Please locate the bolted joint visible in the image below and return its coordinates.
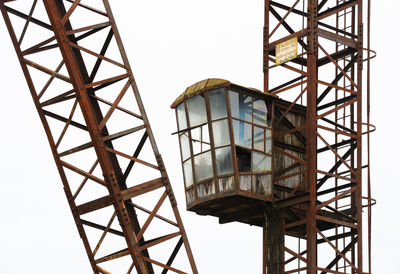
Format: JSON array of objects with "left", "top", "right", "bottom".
[
  {"left": 358, "top": 24, "right": 364, "bottom": 69},
  {"left": 155, "top": 154, "right": 164, "bottom": 169},
  {"left": 307, "top": 2, "right": 318, "bottom": 55},
  {"left": 263, "top": 26, "right": 268, "bottom": 72},
  {"left": 104, "top": 171, "right": 118, "bottom": 185},
  {"left": 166, "top": 183, "right": 178, "bottom": 207},
  {"left": 104, "top": 171, "right": 123, "bottom": 193}
]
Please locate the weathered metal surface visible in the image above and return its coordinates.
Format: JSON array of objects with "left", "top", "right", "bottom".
[
  {"left": 263, "top": 0, "right": 373, "bottom": 273},
  {"left": 172, "top": 80, "right": 308, "bottom": 230},
  {"left": 0, "top": 1, "right": 197, "bottom": 273},
  {"left": 273, "top": 100, "right": 306, "bottom": 201}
]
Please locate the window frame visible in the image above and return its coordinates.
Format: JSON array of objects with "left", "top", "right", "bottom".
[{"left": 228, "top": 88, "right": 273, "bottom": 175}]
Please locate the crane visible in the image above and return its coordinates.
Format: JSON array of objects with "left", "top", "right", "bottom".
[
  {"left": 0, "top": 0, "right": 375, "bottom": 273},
  {"left": 0, "top": 1, "right": 197, "bottom": 273}
]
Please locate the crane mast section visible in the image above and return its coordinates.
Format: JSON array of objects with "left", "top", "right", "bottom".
[
  {"left": 264, "top": 0, "right": 369, "bottom": 273},
  {"left": 0, "top": 1, "right": 197, "bottom": 273}
]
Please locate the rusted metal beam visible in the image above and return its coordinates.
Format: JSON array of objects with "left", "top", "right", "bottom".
[
  {"left": 161, "top": 238, "right": 184, "bottom": 274},
  {"left": 270, "top": 1, "right": 306, "bottom": 17},
  {"left": 305, "top": 1, "right": 318, "bottom": 273},
  {"left": 269, "top": 6, "right": 307, "bottom": 50},
  {"left": 77, "top": 178, "right": 164, "bottom": 215},
  {"left": 320, "top": 236, "right": 357, "bottom": 274},
  {"left": 317, "top": 0, "right": 357, "bottom": 20},
  {"left": 317, "top": 28, "right": 357, "bottom": 48}
]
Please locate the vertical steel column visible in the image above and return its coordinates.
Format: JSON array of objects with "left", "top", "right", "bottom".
[
  {"left": 356, "top": 0, "right": 363, "bottom": 272},
  {"left": 305, "top": 1, "right": 318, "bottom": 272},
  {"left": 263, "top": 206, "right": 285, "bottom": 274},
  {"left": 264, "top": 0, "right": 270, "bottom": 93}
]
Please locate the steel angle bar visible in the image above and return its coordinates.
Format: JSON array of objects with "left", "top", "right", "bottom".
[
  {"left": 271, "top": 79, "right": 307, "bottom": 95},
  {"left": 269, "top": 75, "right": 306, "bottom": 93},
  {"left": 317, "top": 79, "right": 357, "bottom": 95},
  {"left": 318, "top": 42, "right": 358, "bottom": 89},
  {"left": 316, "top": 132, "right": 356, "bottom": 174},
  {"left": 315, "top": 187, "right": 356, "bottom": 212},
  {"left": 317, "top": 0, "right": 358, "bottom": 20},
  {"left": 139, "top": 232, "right": 181, "bottom": 251},
  {"left": 317, "top": 123, "right": 356, "bottom": 139},
  {"left": 66, "top": 21, "right": 111, "bottom": 36},
  {"left": 268, "top": 28, "right": 308, "bottom": 52},
  {"left": 69, "top": 42, "right": 125, "bottom": 69},
  {"left": 317, "top": 47, "right": 357, "bottom": 67},
  {"left": 4, "top": 5, "right": 52, "bottom": 30},
  {"left": 17, "top": 0, "right": 37, "bottom": 45},
  {"left": 268, "top": 56, "right": 307, "bottom": 75},
  {"left": 316, "top": 54, "right": 357, "bottom": 104},
  {"left": 269, "top": 6, "right": 307, "bottom": 50},
  {"left": 320, "top": 236, "right": 358, "bottom": 274},
  {"left": 316, "top": 215, "right": 357, "bottom": 229},
  {"left": 284, "top": 247, "right": 307, "bottom": 263},
  {"left": 65, "top": 0, "right": 108, "bottom": 17},
  {"left": 275, "top": 85, "right": 307, "bottom": 124},
  {"left": 161, "top": 237, "right": 184, "bottom": 274},
  {"left": 21, "top": 36, "right": 58, "bottom": 55},
  {"left": 270, "top": 1, "right": 307, "bottom": 17},
  {"left": 269, "top": 0, "right": 301, "bottom": 38},
  {"left": 317, "top": 28, "right": 357, "bottom": 48},
  {"left": 319, "top": 117, "right": 356, "bottom": 135}
]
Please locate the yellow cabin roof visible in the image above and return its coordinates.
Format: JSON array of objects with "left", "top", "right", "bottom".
[{"left": 171, "top": 78, "right": 276, "bottom": 108}]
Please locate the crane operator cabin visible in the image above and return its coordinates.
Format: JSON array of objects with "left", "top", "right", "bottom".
[{"left": 171, "top": 79, "right": 307, "bottom": 229}]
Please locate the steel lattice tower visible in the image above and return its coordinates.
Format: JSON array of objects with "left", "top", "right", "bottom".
[{"left": 263, "top": 0, "right": 374, "bottom": 273}]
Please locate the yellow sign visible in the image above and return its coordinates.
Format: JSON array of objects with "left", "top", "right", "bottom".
[{"left": 275, "top": 37, "right": 298, "bottom": 65}]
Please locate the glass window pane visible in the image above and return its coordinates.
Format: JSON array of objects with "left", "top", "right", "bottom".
[
  {"left": 183, "top": 160, "right": 193, "bottom": 187},
  {"left": 177, "top": 103, "right": 187, "bottom": 130},
  {"left": 254, "top": 126, "right": 264, "bottom": 151},
  {"left": 194, "top": 151, "right": 213, "bottom": 182},
  {"left": 187, "top": 95, "right": 207, "bottom": 127},
  {"left": 201, "top": 124, "right": 211, "bottom": 151},
  {"left": 233, "top": 120, "right": 252, "bottom": 149},
  {"left": 180, "top": 134, "right": 191, "bottom": 161},
  {"left": 252, "top": 152, "right": 271, "bottom": 172},
  {"left": 212, "top": 119, "right": 230, "bottom": 147},
  {"left": 190, "top": 125, "right": 210, "bottom": 154},
  {"left": 215, "top": 146, "right": 233, "bottom": 175},
  {"left": 253, "top": 99, "right": 270, "bottom": 127},
  {"left": 209, "top": 88, "right": 227, "bottom": 120},
  {"left": 266, "top": 129, "right": 272, "bottom": 153},
  {"left": 229, "top": 90, "right": 252, "bottom": 122},
  {"left": 190, "top": 127, "right": 201, "bottom": 155}
]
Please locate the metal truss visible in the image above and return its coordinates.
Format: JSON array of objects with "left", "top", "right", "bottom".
[
  {"left": 264, "top": 0, "right": 374, "bottom": 273},
  {"left": 0, "top": 1, "right": 197, "bottom": 273}
]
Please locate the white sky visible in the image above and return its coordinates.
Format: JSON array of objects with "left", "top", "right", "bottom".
[{"left": 0, "top": 1, "right": 398, "bottom": 273}]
